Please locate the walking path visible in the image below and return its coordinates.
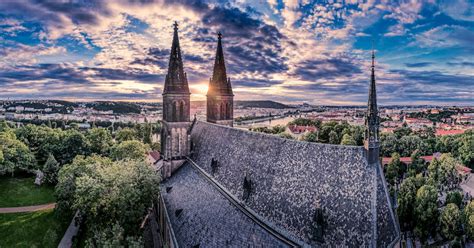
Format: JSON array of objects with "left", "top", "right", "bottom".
[{"left": 0, "top": 203, "right": 56, "bottom": 213}]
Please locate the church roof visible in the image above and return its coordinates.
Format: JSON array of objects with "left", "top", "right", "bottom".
[
  {"left": 161, "top": 162, "right": 295, "bottom": 247},
  {"left": 185, "top": 121, "right": 399, "bottom": 247}
]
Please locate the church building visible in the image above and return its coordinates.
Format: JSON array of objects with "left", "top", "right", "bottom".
[{"left": 148, "top": 23, "right": 400, "bottom": 248}]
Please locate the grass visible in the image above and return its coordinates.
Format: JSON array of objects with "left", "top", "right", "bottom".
[
  {"left": 0, "top": 209, "right": 70, "bottom": 247},
  {"left": 0, "top": 176, "right": 55, "bottom": 207}
]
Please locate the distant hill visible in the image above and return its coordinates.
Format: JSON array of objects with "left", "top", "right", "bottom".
[
  {"left": 235, "top": 100, "right": 293, "bottom": 109},
  {"left": 86, "top": 102, "right": 141, "bottom": 114}
]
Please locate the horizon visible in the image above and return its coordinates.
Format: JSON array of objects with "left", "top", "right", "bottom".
[{"left": 1, "top": 1, "right": 473, "bottom": 105}]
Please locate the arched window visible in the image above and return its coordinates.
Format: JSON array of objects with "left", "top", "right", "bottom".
[
  {"left": 171, "top": 102, "right": 177, "bottom": 122},
  {"left": 179, "top": 101, "right": 185, "bottom": 121},
  {"left": 220, "top": 103, "right": 225, "bottom": 120},
  {"left": 226, "top": 102, "right": 232, "bottom": 119}
]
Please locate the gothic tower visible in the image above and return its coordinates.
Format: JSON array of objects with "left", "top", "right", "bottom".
[
  {"left": 161, "top": 22, "right": 191, "bottom": 177},
  {"left": 365, "top": 49, "right": 380, "bottom": 164},
  {"left": 207, "top": 32, "right": 234, "bottom": 127}
]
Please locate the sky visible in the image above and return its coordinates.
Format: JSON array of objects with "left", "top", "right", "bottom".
[{"left": 0, "top": 0, "right": 473, "bottom": 105}]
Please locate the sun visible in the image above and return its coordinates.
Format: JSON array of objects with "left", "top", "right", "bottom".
[{"left": 190, "top": 83, "right": 209, "bottom": 100}]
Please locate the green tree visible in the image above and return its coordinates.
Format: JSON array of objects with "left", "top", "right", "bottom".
[
  {"left": 57, "top": 158, "right": 160, "bottom": 236},
  {"left": 459, "top": 130, "right": 474, "bottom": 168},
  {"left": 340, "top": 134, "right": 356, "bottom": 146},
  {"left": 288, "top": 118, "right": 321, "bottom": 128},
  {"left": 302, "top": 131, "right": 318, "bottom": 142},
  {"left": 115, "top": 128, "right": 138, "bottom": 143},
  {"left": 86, "top": 223, "right": 143, "bottom": 248},
  {"left": 110, "top": 140, "right": 149, "bottom": 161},
  {"left": 445, "top": 191, "right": 463, "bottom": 208},
  {"left": 439, "top": 154, "right": 460, "bottom": 191},
  {"left": 87, "top": 128, "right": 113, "bottom": 155},
  {"left": 43, "top": 154, "right": 60, "bottom": 185},
  {"left": 414, "top": 185, "right": 438, "bottom": 242},
  {"left": 428, "top": 158, "right": 441, "bottom": 186},
  {"left": 385, "top": 153, "right": 403, "bottom": 186},
  {"left": 397, "top": 177, "right": 419, "bottom": 231},
  {"left": 439, "top": 203, "right": 462, "bottom": 240},
  {"left": 278, "top": 132, "right": 294, "bottom": 140},
  {"left": 410, "top": 150, "right": 426, "bottom": 174},
  {"left": 60, "top": 129, "right": 90, "bottom": 164},
  {"left": 380, "top": 133, "right": 399, "bottom": 157},
  {"left": 0, "top": 132, "right": 36, "bottom": 176},
  {"left": 328, "top": 131, "right": 339, "bottom": 144},
  {"left": 465, "top": 201, "right": 474, "bottom": 240},
  {"left": 56, "top": 155, "right": 113, "bottom": 216}
]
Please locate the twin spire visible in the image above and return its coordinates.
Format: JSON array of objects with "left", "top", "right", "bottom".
[
  {"left": 208, "top": 32, "right": 233, "bottom": 96},
  {"left": 163, "top": 22, "right": 232, "bottom": 96},
  {"left": 163, "top": 21, "right": 189, "bottom": 94}
]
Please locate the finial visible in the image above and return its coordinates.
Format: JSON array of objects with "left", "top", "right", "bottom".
[
  {"left": 217, "top": 31, "right": 222, "bottom": 39},
  {"left": 371, "top": 40, "right": 375, "bottom": 68},
  {"left": 173, "top": 21, "right": 179, "bottom": 31}
]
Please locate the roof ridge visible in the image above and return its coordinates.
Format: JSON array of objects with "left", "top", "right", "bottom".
[{"left": 185, "top": 157, "right": 307, "bottom": 248}]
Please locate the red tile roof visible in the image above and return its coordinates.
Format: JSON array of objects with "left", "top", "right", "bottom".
[
  {"left": 435, "top": 129, "right": 465, "bottom": 136},
  {"left": 148, "top": 151, "right": 161, "bottom": 161},
  {"left": 288, "top": 125, "right": 317, "bottom": 134}
]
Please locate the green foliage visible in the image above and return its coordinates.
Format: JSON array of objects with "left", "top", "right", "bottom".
[
  {"left": 115, "top": 128, "right": 139, "bottom": 143},
  {"left": 397, "top": 176, "right": 421, "bottom": 231},
  {"left": 56, "top": 156, "right": 160, "bottom": 237},
  {"left": 250, "top": 125, "right": 286, "bottom": 134},
  {"left": 328, "top": 131, "right": 339, "bottom": 144},
  {"left": 60, "top": 129, "right": 90, "bottom": 164},
  {"left": 86, "top": 128, "right": 113, "bottom": 155},
  {"left": 465, "top": 201, "right": 474, "bottom": 240},
  {"left": 86, "top": 222, "right": 143, "bottom": 248},
  {"left": 302, "top": 131, "right": 318, "bottom": 142},
  {"left": 43, "top": 154, "right": 60, "bottom": 185},
  {"left": 278, "top": 132, "right": 294, "bottom": 140},
  {"left": 385, "top": 153, "right": 403, "bottom": 186},
  {"left": 440, "top": 203, "right": 462, "bottom": 240},
  {"left": 459, "top": 130, "right": 474, "bottom": 168},
  {"left": 288, "top": 118, "right": 321, "bottom": 128},
  {"left": 445, "top": 191, "right": 463, "bottom": 208},
  {"left": 0, "top": 132, "right": 37, "bottom": 176},
  {"left": 340, "top": 134, "right": 356, "bottom": 145},
  {"left": 414, "top": 184, "right": 439, "bottom": 242},
  {"left": 110, "top": 140, "right": 149, "bottom": 161}
]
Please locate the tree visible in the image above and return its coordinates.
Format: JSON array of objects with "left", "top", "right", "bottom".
[
  {"left": 414, "top": 185, "right": 438, "bottom": 242},
  {"left": 439, "top": 203, "right": 462, "bottom": 240},
  {"left": 288, "top": 118, "right": 321, "bottom": 128},
  {"left": 60, "top": 129, "right": 90, "bottom": 164},
  {"left": 445, "top": 191, "right": 463, "bottom": 208},
  {"left": 465, "top": 201, "right": 474, "bottom": 240},
  {"left": 397, "top": 177, "right": 419, "bottom": 231},
  {"left": 385, "top": 153, "right": 403, "bottom": 186},
  {"left": 110, "top": 140, "right": 149, "bottom": 161},
  {"left": 328, "top": 131, "right": 339, "bottom": 144},
  {"left": 87, "top": 128, "right": 113, "bottom": 155},
  {"left": 86, "top": 223, "right": 143, "bottom": 248},
  {"left": 459, "top": 130, "right": 474, "bottom": 168},
  {"left": 56, "top": 155, "right": 113, "bottom": 216},
  {"left": 380, "top": 133, "right": 399, "bottom": 157},
  {"left": 278, "top": 132, "right": 294, "bottom": 140},
  {"left": 340, "top": 134, "right": 356, "bottom": 146},
  {"left": 439, "top": 154, "right": 460, "bottom": 191},
  {"left": 57, "top": 158, "right": 160, "bottom": 237},
  {"left": 115, "top": 128, "right": 138, "bottom": 143},
  {"left": 302, "top": 131, "right": 318, "bottom": 142},
  {"left": 0, "top": 132, "right": 36, "bottom": 176},
  {"left": 428, "top": 158, "right": 441, "bottom": 186},
  {"left": 410, "top": 150, "right": 426, "bottom": 174},
  {"left": 43, "top": 154, "right": 60, "bottom": 185}
]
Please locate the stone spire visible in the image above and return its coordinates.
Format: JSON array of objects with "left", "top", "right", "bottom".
[
  {"left": 164, "top": 21, "right": 189, "bottom": 94},
  {"left": 208, "top": 32, "right": 233, "bottom": 96},
  {"left": 365, "top": 48, "right": 380, "bottom": 164}
]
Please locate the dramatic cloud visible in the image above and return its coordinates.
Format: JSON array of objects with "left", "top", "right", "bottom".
[{"left": 0, "top": 0, "right": 472, "bottom": 105}]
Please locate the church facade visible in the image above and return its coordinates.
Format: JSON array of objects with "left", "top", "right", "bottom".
[{"left": 148, "top": 23, "right": 400, "bottom": 248}]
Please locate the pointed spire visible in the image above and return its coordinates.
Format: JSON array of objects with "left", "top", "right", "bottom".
[
  {"left": 208, "top": 32, "right": 233, "bottom": 96},
  {"left": 164, "top": 21, "right": 189, "bottom": 94},
  {"left": 368, "top": 48, "right": 377, "bottom": 119}
]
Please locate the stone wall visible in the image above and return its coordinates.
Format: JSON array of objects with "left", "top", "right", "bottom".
[{"left": 190, "top": 121, "right": 399, "bottom": 247}]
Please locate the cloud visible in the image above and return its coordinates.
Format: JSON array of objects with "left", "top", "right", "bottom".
[{"left": 404, "top": 62, "right": 433, "bottom": 68}]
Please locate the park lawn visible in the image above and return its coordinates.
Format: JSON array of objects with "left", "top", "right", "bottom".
[
  {"left": 0, "top": 209, "right": 69, "bottom": 247},
  {"left": 0, "top": 177, "right": 55, "bottom": 207}
]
